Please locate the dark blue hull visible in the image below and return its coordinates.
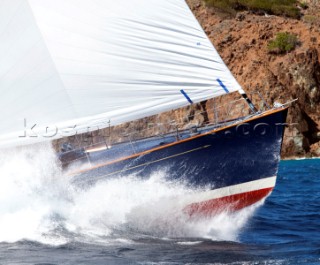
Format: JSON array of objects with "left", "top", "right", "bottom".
[{"left": 73, "top": 108, "right": 288, "bottom": 190}]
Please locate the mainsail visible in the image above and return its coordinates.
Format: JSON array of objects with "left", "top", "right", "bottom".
[{"left": 0, "top": 0, "right": 242, "bottom": 148}]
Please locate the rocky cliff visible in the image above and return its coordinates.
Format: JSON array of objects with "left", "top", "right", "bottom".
[{"left": 187, "top": 0, "right": 320, "bottom": 158}]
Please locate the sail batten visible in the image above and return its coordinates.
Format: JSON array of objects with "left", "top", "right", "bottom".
[{"left": 0, "top": 0, "right": 243, "bottom": 148}]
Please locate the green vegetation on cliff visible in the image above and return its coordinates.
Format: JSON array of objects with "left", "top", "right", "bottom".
[
  {"left": 268, "top": 32, "right": 298, "bottom": 53},
  {"left": 204, "top": 0, "right": 301, "bottom": 18}
]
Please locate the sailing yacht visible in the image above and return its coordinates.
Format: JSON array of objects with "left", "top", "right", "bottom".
[{"left": 0, "top": 0, "right": 288, "bottom": 216}]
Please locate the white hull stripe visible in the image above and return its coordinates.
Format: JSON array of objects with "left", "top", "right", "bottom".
[{"left": 185, "top": 176, "right": 277, "bottom": 205}]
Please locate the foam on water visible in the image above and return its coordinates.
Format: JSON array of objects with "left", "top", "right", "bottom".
[{"left": 0, "top": 145, "right": 261, "bottom": 245}]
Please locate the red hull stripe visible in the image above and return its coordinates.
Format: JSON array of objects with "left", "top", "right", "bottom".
[{"left": 185, "top": 187, "right": 273, "bottom": 217}]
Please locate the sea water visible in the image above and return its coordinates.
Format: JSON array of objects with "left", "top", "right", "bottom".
[{"left": 0, "top": 144, "right": 319, "bottom": 264}]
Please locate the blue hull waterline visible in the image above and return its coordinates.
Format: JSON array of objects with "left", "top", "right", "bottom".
[{"left": 70, "top": 107, "right": 288, "bottom": 216}]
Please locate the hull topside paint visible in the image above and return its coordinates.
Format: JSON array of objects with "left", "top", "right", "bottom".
[{"left": 70, "top": 108, "right": 288, "bottom": 215}]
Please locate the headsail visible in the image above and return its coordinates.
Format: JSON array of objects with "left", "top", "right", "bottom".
[{"left": 0, "top": 0, "right": 242, "bottom": 148}]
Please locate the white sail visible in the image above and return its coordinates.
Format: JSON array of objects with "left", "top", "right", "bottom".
[{"left": 0, "top": 0, "right": 242, "bottom": 148}]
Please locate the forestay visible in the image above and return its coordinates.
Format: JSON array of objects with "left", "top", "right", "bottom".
[{"left": 0, "top": 0, "right": 242, "bottom": 148}]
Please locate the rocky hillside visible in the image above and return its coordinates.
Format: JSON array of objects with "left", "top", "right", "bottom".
[{"left": 187, "top": 0, "right": 320, "bottom": 158}]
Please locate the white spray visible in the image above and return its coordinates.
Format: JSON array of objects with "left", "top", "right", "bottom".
[{"left": 0, "top": 144, "right": 261, "bottom": 245}]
